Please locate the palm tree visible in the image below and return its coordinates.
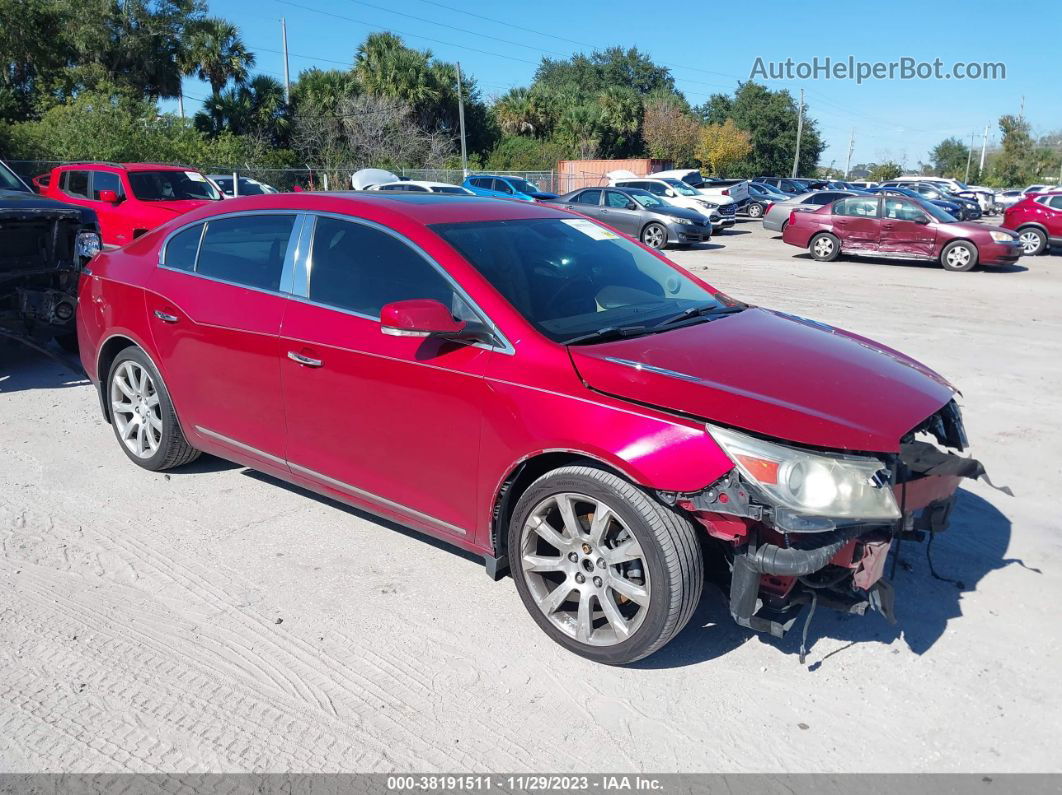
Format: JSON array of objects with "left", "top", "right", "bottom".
[
  {"left": 195, "top": 74, "right": 289, "bottom": 144},
  {"left": 354, "top": 33, "right": 438, "bottom": 110},
  {"left": 182, "top": 18, "right": 255, "bottom": 97}
]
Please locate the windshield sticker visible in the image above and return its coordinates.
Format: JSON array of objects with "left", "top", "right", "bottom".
[
  {"left": 561, "top": 219, "right": 618, "bottom": 240},
  {"left": 185, "top": 171, "right": 206, "bottom": 182}
]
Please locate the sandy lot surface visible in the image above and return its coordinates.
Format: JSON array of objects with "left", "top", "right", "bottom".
[{"left": 1, "top": 220, "right": 1059, "bottom": 773}]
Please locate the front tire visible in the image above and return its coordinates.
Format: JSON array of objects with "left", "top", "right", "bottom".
[
  {"left": 748, "top": 203, "right": 764, "bottom": 219},
  {"left": 809, "top": 232, "right": 840, "bottom": 262},
  {"left": 640, "top": 222, "right": 667, "bottom": 250},
  {"left": 1018, "top": 227, "right": 1047, "bottom": 256},
  {"left": 508, "top": 466, "right": 703, "bottom": 665},
  {"left": 940, "top": 240, "right": 978, "bottom": 272},
  {"left": 107, "top": 347, "right": 200, "bottom": 471}
]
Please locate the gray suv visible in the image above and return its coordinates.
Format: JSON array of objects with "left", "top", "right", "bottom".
[{"left": 551, "top": 187, "right": 712, "bottom": 249}]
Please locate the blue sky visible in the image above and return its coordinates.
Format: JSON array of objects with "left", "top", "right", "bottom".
[{"left": 173, "top": 0, "right": 1062, "bottom": 170}]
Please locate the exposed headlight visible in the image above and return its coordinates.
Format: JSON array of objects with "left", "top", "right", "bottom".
[
  {"left": 76, "top": 231, "right": 101, "bottom": 259},
  {"left": 707, "top": 424, "right": 900, "bottom": 524},
  {"left": 989, "top": 230, "right": 1017, "bottom": 243},
  {"left": 671, "top": 217, "right": 693, "bottom": 225},
  {"left": 699, "top": 200, "right": 719, "bottom": 209}
]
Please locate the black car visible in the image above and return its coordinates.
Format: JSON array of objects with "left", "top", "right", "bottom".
[
  {"left": 1, "top": 160, "right": 101, "bottom": 350},
  {"left": 755, "top": 176, "right": 820, "bottom": 194},
  {"left": 881, "top": 181, "right": 981, "bottom": 221}
]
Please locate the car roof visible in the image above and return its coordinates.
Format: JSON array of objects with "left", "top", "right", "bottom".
[
  {"left": 380, "top": 180, "right": 468, "bottom": 190},
  {"left": 156, "top": 191, "right": 572, "bottom": 229},
  {"left": 59, "top": 162, "right": 198, "bottom": 173}
]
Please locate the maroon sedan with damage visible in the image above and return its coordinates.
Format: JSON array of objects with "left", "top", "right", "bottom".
[{"left": 783, "top": 194, "right": 1022, "bottom": 271}]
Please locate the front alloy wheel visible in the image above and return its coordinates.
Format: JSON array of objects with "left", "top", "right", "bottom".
[
  {"left": 509, "top": 466, "right": 703, "bottom": 664},
  {"left": 641, "top": 223, "right": 667, "bottom": 249},
  {"left": 940, "top": 240, "right": 978, "bottom": 272}
]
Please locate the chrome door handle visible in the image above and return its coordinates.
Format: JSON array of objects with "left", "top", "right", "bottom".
[
  {"left": 153, "top": 310, "right": 178, "bottom": 323},
  {"left": 287, "top": 351, "right": 323, "bottom": 367}
]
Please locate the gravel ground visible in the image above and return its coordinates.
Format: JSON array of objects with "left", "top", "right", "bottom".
[{"left": 1, "top": 219, "right": 1059, "bottom": 773}]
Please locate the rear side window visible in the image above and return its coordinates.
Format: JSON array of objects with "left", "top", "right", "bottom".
[
  {"left": 573, "top": 189, "right": 602, "bottom": 205},
  {"left": 834, "top": 197, "right": 880, "bottom": 218},
  {"left": 492, "top": 179, "right": 513, "bottom": 194},
  {"left": 1048, "top": 196, "right": 1062, "bottom": 210},
  {"left": 163, "top": 224, "right": 203, "bottom": 272},
  {"left": 308, "top": 216, "right": 453, "bottom": 317},
  {"left": 196, "top": 215, "right": 296, "bottom": 291},
  {"left": 62, "top": 170, "right": 90, "bottom": 198},
  {"left": 378, "top": 184, "right": 406, "bottom": 191},
  {"left": 470, "top": 177, "right": 489, "bottom": 188},
  {"left": 92, "top": 171, "right": 122, "bottom": 200}
]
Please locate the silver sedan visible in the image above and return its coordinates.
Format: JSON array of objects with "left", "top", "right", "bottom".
[
  {"left": 762, "top": 190, "right": 865, "bottom": 232},
  {"left": 550, "top": 187, "right": 713, "bottom": 249}
]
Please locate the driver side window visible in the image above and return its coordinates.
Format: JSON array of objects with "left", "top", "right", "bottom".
[
  {"left": 883, "top": 199, "right": 925, "bottom": 222},
  {"left": 605, "top": 190, "right": 631, "bottom": 208}
]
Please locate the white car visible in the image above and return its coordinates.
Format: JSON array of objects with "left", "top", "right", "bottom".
[
  {"left": 371, "top": 180, "right": 474, "bottom": 195},
  {"left": 889, "top": 176, "right": 996, "bottom": 213},
  {"left": 996, "top": 185, "right": 1050, "bottom": 210},
  {"left": 207, "top": 175, "right": 279, "bottom": 197},
  {"left": 350, "top": 168, "right": 401, "bottom": 191},
  {"left": 651, "top": 168, "right": 750, "bottom": 205},
  {"left": 606, "top": 170, "right": 732, "bottom": 231}
]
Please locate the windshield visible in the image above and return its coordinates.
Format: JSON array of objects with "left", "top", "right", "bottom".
[
  {"left": 128, "top": 170, "right": 221, "bottom": 201},
  {"left": 631, "top": 192, "right": 666, "bottom": 208},
  {"left": 921, "top": 200, "right": 959, "bottom": 223},
  {"left": 662, "top": 179, "right": 699, "bottom": 196},
  {"left": 0, "top": 161, "right": 29, "bottom": 192},
  {"left": 431, "top": 218, "right": 727, "bottom": 343},
  {"left": 506, "top": 178, "right": 539, "bottom": 195}
]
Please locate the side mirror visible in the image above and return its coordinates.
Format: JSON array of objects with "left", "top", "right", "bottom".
[
  {"left": 380, "top": 299, "right": 467, "bottom": 339},
  {"left": 98, "top": 189, "right": 120, "bottom": 204},
  {"left": 914, "top": 215, "right": 931, "bottom": 225},
  {"left": 626, "top": 201, "right": 638, "bottom": 210},
  {"left": 664, "top": 189, "right": 675, "bottom": 197}
]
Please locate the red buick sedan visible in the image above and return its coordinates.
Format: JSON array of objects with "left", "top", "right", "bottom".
[{"left": 77, "top": 192, "right": 989, "bottom": 664}]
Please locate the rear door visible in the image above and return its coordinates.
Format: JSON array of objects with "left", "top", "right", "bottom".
[
  {"left": 879, "top": 198, "right": 936, "bottom": 256},
  {"left": 831, "top": 196, "right": 882, "bottom": 250},
  {"left": 564, "top": 189, "right": 604, "bottom": 219},
  {"left": 279, "top": 214, "right": 495, "bottom": 538},
  {"left": 146, "top": 212, "right": 304, "bottom": 465},
  {"left": 601, "top": 190, "right": 644, "bottom": 235}
]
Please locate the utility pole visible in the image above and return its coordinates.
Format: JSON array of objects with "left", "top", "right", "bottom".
[
  {"left": 456, "top": 61, "right": 469, "bottom": 178},
  {"left": 844, "top": 128, "right": 855, "bottom": 179},
  {"left": 791, "top": 88, "right": 804, "bottom": 178},
  {"left": 281, "top": 17, "right": 291, "bottom": 104},
  {"left": 979, "top": 124, "right": 989, "bottom": 176},
  {"left": 964, "top": 131, "right": 975, "bottom": 183},
  {"left": 177, "top": 93, "right": 184, "bottom": 119}
]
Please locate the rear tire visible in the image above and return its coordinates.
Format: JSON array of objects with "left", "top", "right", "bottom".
[
  {"left": 809, "top": 232, "right": 840, "bottom": 262},
  {"left": 940, "top": 240, "right": 978, "bottom": 272},
  {"left": 748, "top": 203, "right": 764, "bottom": 219},
  {"left": 1018, "top": 227, "right": 1047, "bottom": 256},
  {"left": 508, "top": 466, "right": 703, "bottom": 665},
  {"left": 107, "top": 347, "right": 200, "bottom": 471}
]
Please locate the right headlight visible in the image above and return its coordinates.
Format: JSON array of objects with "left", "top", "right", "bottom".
[
  {"left": 707, "top": 424, "right": 900, "bottom": 523},
  {"left": 671, "top": 216, "right": 693, "bottom": 225}
]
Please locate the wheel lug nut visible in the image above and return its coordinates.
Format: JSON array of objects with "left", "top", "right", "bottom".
[
  {"left": 593, "top": 576, "right": 602, "bottom": 588},
  {"left": 568, "top": 552, "right": 578, "bottom": 562},
  {"left": 575, "top": 573, "right": 585, "bottom": 584},
  {"left": 596, "top": 558, "right": 606, "bottom": 569}
]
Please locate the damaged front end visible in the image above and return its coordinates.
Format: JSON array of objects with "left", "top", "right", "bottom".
[{"left": 660, "top": 400, "right": 1002, "bottom": 661}]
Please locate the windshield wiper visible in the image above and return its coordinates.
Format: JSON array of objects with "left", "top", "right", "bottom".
[
  {"left": 563, "top": 326, "right": 651, "bottom": 345},
  {"left": 656, "top": 303, "right": 745, "bottom": 329}
]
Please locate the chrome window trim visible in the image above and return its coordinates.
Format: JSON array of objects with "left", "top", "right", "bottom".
[{"left": 296, "top": 211, "right": 515, "bottom": 355}]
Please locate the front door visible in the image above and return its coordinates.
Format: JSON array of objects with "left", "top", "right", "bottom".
[
  {"left": 879, "top": 198, "right": 937, "bottom": 257},
  {"left": 280, "top": 215, "right": 495, "bottom": 539},
  {"left": 87, "top": 170, "right": 132, "bottom": 246},
  {"left": 145, "top": 212, "right": 301, "bottom": 465},
  {"left": 601, "top": 190, "right": 644, "bottom": 235}
]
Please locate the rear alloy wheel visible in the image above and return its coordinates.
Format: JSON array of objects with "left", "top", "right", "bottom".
[
  {"left": 107, "top": 347, "right": 200, "bottom": 471},
  {"left": 640, "top": 222, "right": 667, "bottom": 250},
  {"left": 747, "top": 203, "right": 764, "bottom": 219},
  {"left": 940, "top": 240, "right": 979, "bottom": 272},
  {"left": 509, "top": 466, "right": 703, "bottom": 665},
  {"left": 1018, "top": 227, "right": 1047, "bottom": 256},
  {"left": 809, "top": 232, "right": 840, "bottom": 262}
]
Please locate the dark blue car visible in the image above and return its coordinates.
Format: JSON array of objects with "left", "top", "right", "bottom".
[
  {"left": 864, "top": 186, "right": 964, "bottom": 220},
  {"left": 463, "top": 174, "right": 558, "bottom": 202}
]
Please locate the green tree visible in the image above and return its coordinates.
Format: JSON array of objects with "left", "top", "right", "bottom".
[
  {"left": 867, "top": 161, "right": 903, "bottom": 181},
  {"left": 182, "top": 17, "right": 255, "bottom": 97},
  {"left": 195, "top": 75, "right": 288, "bottom": 145},
  {"left": 534, "top": 47, "right": 675, "bottom": 98},
  {"left": 929, "top": 137, "right": 970, "bottom": 178},
  {"left": 697, "top": 82, "right": 823, "bottom": 176},
  {"left": 642, "top": 96, "right": 700, "bottom": 164},
  {"left": 486, "top": 136, "right": 569, "bottom": 170}
]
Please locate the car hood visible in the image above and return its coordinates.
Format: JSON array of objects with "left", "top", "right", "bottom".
[
  {"left": 567, "top": 308, "right": 956, "bottom": 453},
  {"left": 652, "top": 205, "right": 711, "bottom": 223},
  {"left": 529, "top": 191, "right": 558, "bottom": 200},
  {"left": 0, "top": 188, "right": 97, "bottom": 222},
  {"left": 145, "top": 199, "right": 215, "bottom": 216}
]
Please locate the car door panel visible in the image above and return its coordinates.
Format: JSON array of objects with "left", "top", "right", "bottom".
[
  {"left": 602, "top": 190, "right": 643, "bottom": 235},
  {"left": 879, "top": 199, "right": 936, "bottom": 256},
  {"left": 832, "top": 197, "right": 882, "bottom": 250},
  {"left": 144, "top": 213, "right": 302, "bottom": 464},
  {"left": 279, "top": 215, "right": 494, "bottom": 538}
]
